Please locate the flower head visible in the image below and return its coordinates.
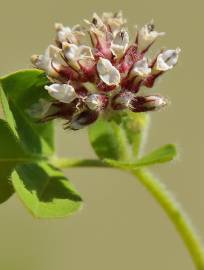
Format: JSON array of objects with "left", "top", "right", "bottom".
[{"left": 31, "top": 12, "right": 180, "bottom": 130}]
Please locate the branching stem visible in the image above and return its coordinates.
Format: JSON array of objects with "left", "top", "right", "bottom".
[{"left": 52, "top": 157, "right": 204, "bottom": 270}]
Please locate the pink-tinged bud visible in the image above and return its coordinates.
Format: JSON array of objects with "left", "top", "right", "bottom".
[
  {"left": 112, "top": 92, "right": 167, "bottom": 112},
  {"left": 97, "top": 81, "right": 116, "bottom": 92},
  {"left": 67, "top": 110, "right": 99, "bottom": 130},
  {"left": 40, "top": 100, "right": 79, "bottom": 122},
  {"left": 85, "top": 93, "right": 109, "bottom": 111},
  {"left": 130, "top": 95, "right": 167, "bottom": 112},
  {"left": 75, "top": 86, "right": 88, "bottom": 98},
  {"left": 78, "top": 58, "right": 96, "bottom": 81},
  {"left": 143, "top": 73, "right": 162, "bottom": 88},
  {"left": 87, "top": 17, "right": 113, "bottom": 60},
  {"left": 51, "top": 61, "right": 79, "bottom": 81},
  {"left": 117, "top": 45, "right": 141, "bottom": 74}
]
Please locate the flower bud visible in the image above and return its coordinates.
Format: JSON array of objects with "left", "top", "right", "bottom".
[
  {"left": 44, "top": 83, "right": 77, "bottom": 103},
  {"left": 68, "top": 110, "right": 99, "bottom": 130},
  {"left": 117, "top": 45, "right": 139, "bottom": 74},
  {"left": 130, "top": 95, "right": 167, "bottom": 112},
  {"left": 85, "top": 93, "right": 109, "bottom": 111}
]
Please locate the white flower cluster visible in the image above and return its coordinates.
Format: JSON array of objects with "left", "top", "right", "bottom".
[{"left": 31, "top": 12, "right": 180, "bottom": 130}]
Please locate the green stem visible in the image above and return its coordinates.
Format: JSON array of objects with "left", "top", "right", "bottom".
[
  {"left": 52, "top": 157, "right": 204, "bottom": 269},
  {"left": 51, "top": 157, "right": 108, "bottom": 168},
  {"left": 133, "top": 169, "right": 204, "bottom": 270}
]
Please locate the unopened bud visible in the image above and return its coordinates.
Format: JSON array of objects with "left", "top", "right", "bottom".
[
  {"left": 130, "top": 95, "right": 167, "bottom": 112},
  {"left": 68, "top": 110, "right": 99, "bottom": 130}
]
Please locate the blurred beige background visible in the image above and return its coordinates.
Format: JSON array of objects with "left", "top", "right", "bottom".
[{"left": 0, "top": 0, "right": 203, "bottom": 269}]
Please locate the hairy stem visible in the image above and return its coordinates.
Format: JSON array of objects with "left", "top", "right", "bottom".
[
  {"left": 133, "top": 169, "right": 204, "bottom": 270},
  {"left": 52, "top": 157, "right": 204, "bottom": 269}
]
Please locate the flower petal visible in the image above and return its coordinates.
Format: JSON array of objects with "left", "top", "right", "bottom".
[
  {"left": 155, "top": 48, "right": 181, "bottom": 71},
  {"left": 85, "top": 93, "right": 108, "bottom": 111},
  {"left": 45, "top": 83, "right": 77, "bottom": 103},
  {"left": 138, "top": 22, "right": 165, "bottom": 52},
  {"left": 131, "top": 58, "right": 151, "bottom": 77},
  {"left": 111, "top": 30, "right": 129, "bottom": 58},
  {"left": 31, "top": 45, "right": 61, "bottom": 76},
  {"left": 97, "top": 58, "right": 120, "bottom": 86}
]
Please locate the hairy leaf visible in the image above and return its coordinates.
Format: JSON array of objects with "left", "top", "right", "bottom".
[
  {"left": 104, "top": 144, "right": 177, "bottom": 170},
  {"left": 135, "top": 144, "right": 177, "bottom": 166}
]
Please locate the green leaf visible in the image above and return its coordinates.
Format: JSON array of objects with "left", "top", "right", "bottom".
[
  {"left": 12, "top": 162, "right": 82, "bottom": 218},
  {"left": 135, "top": 144, "right": 177, "bottom": 167},
  {"left": 104, "top": 144, "right": 177, "bottom": 170},
  {"left": 0, "top": 119, "right": 30, "bottom": 203},
  {"left": 0, "top": 70, "right": 54, "bottom": 156},
  {"left": 0, "top": 84, "right": 17, "bottom": 135},
  {"left": 0, "top": 70, "right": 82, "bottom": 218},
  {"left": 88, "top": 111, "right": 149, "bottom": 161}
]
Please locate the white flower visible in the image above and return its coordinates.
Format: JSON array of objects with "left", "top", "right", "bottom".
[
  {"left": 44, "top": 83, "right": 77, "bottom": 103},
  {"left": 92, "top": 13, "right": 106, "bottom": 29},
  {"left": 101, "top": 11, "right": 126, "bottom": 36},
  {"left": 55, "top": 23, "right": 84, "bottom": 44},
  {"left": 97, "top": 58, "right": 120, "bottom": 86},
  {"left": 63, "top": 43, "right": 93, "bottom": 60},
  {"left": 155, "top": 48, "right": 181, "bottom": 71},
  {"left": 131, "top": 58, "right": 151, "bottom": 77},
  {"left": 31, "top": 45, "right": 61, "bottom": 77},
  {"left": 138, "top": 22, "right": 165, "bottom": 52},
  {"left": 111, "top": 30, "right": 129, "bottom": 58},
  {"left": 63, "top": 43, "right": 93, "bottom": 68}
]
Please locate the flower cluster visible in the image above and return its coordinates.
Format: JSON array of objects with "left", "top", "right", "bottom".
[{"left": 31, "top": 12, "right": 180, "bottom": 130}]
